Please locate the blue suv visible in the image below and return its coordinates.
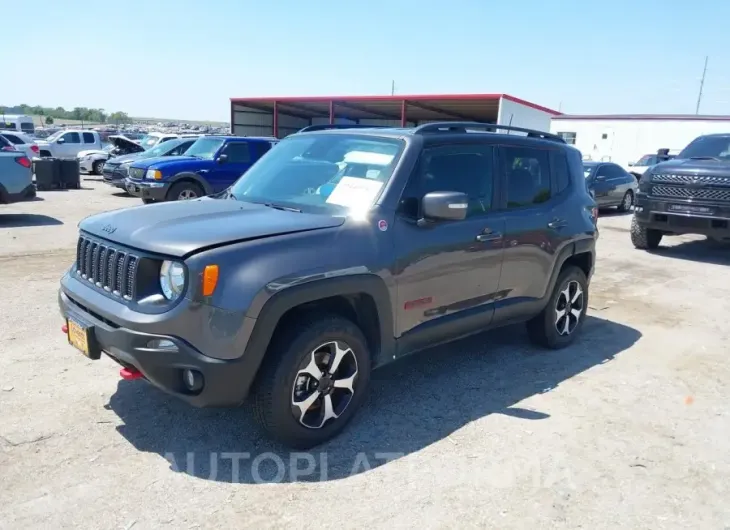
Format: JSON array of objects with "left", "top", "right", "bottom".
[{"left": 125, "top": 136, "right": 277, "bottom": 203}]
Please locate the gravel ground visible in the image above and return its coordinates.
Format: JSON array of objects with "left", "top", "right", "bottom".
[{"left": 1, "top": 178, "right": 729, "bottom": 529}]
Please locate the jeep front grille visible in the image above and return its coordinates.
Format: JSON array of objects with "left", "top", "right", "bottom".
[
  {"left": 76, "top": 236, "right": 138, "bottom": 300},
  {"left": 651, "top": 185, "right": 730, "bottom": 202},
  {"left": 129, "top": 167, "right": 145, "bottom": 180}
]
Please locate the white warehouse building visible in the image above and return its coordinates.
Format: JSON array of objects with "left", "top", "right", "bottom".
[{"left": 550, "top": 114, "right": 730, "bottom": 169}]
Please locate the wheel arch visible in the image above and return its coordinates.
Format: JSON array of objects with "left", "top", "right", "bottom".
[
  {"left": 168, "top": 172, "right": 213, "bottom": 195},
  {"left": 241, "top": 274, "right": 395, "bottom": 391}
]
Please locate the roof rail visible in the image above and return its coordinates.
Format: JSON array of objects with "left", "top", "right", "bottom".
[
  {"left": 412, "top": 122, "right": 566, "bottom": 143},
  {"left": 298, "top": 124, "right": 392, "bottom": 133}
]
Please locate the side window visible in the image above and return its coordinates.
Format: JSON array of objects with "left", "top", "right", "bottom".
[
  {"left": 604, "top": 164, "right": 623, "bottom": 179},
  {"left": 4, "top": 134, "right": 22, "bottom": 144},
  {"left": 255, "top": 141, "right": 274, "bottom": 159},
  {"left": 172, "top": 141, "right": 193, "bottom": 155},
  {"left": 501, "top": 145, "right": 551, "bottom": 208},
  {"left": 223, "top": 142, "right": 251, "bottom": 163},
  {"left": 549, "top": 151, "right": 570, "bottom": 193},
  {"left": 82, "top": 132, "right": 95, "bottom": 144},
  {"left": 162, "top": 136, "right": 177, "bottom": 143},
  {"left": 63, "top": 132, "right": 80, "bottom": 144},
  {"left": 400, "top": 143, "right": 494, "bottom": 219}
]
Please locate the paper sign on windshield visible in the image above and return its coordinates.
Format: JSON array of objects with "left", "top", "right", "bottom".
[{"left": 325, "top": 177, "right": 384, "bottom": 208}]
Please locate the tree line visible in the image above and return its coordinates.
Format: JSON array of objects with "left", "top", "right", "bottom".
[{"left": 0, "top": 104, "right": 132, "bottom": 124}]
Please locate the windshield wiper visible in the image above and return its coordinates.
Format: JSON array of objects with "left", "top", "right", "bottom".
[
  {"left": 690, "top": 156, "right": 722, "bottom": 161},
  {"left": 264, "top": 203, "right": 301, "bottom": 213}
]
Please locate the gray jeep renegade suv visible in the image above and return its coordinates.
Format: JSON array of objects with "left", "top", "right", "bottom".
[{"left": 58, "top": 122, "right": 598, "bottom": 448}]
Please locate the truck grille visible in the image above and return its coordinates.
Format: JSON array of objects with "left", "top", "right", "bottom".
[
  {"left": 75, "top": 236, "right": 138, "bottom": 300},
  {"left": 652, "top": 173, "right": 730, "bottom": 186},
  {"left": 129, "top": 167, "right": 145, "bottom": 180},
  {"left": 652, "top": 185, "right": 730, "bottom": 202}
]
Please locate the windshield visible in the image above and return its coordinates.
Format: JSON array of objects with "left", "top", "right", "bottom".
[
  {"left": 46, "top": 131, "right": 64, "bottom": 142},
  {"left": 635, "top": 155, "right": 658, "bottom": 166},
  {"left": 142, "top": 139, "right": 183, "bottom": 158},
  {"left": 185, "top": 137, "right": 225, "bottom": 159},
  {"left": 678, "top": 136, "right": 730, "bottom": 160},
  {"left": 139, "top": 134, "right": 163, "bottom": 149},
  {"left": 228, "top": 133, "right": 405, "bottom": 215}
]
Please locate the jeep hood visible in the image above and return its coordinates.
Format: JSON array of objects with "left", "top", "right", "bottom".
[
  {"left": 79, "top": 198, "right": 345, "bottom": 257},
  {"left": 652, "top": 158, "right": 730, "bottom": 177}
]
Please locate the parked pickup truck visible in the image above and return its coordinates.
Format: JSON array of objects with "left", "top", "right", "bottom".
[
  {"left": 125, "top": 135, "right": 276, "bottom": 203},
  {"left": 36, "top": 130, "right": 103, "bottom": 159},
  {"left": 0, "top": 152, "right": 35, "bottom": 204}
]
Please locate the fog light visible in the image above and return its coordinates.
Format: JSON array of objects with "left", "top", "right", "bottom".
[
  {"left": 183, "top": 369, "right": 204, "bottom": 392},
  {"left": 146, "top": 339, "right": 177, "bottom": 351}
]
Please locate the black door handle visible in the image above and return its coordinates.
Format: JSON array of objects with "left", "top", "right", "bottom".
[{"left": 548, "top": 218, "right": 567, "bottom": 229}]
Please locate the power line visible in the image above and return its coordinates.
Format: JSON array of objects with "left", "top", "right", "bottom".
[{"left": 695, "top": 56, "right": 709, "bottom": 115}]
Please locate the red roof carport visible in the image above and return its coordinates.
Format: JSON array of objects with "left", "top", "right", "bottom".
[{"left": 230, "top": 94, "right": 560, "bottom": 138}]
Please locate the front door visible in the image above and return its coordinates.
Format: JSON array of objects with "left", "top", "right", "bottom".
[
  {"left": 591, "top": 164, "right": 617, "bottom": 206},
  {"left": 58, "top": 131, "right": 80, "bottom": 158},
  {"left": 209, "top": 141, "right": 254, "bottom": 192},
  {"left": 393, "top": 142, "right": 505, "bottom": 355}
]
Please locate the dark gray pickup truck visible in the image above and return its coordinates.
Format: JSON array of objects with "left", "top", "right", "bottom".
[{"left": 58, "top": 122, "right": 598, "bottom": 448}]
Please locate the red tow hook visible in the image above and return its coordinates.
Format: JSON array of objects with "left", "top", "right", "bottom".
[
  {"left": 120, "top": 367, "right": 143, "bottom": 380},
  {"left": 61, "top": 324, "right": 68, "bottom": 334}
]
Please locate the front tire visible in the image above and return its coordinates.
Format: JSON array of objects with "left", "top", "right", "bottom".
[
  {"left": 630, "top": 215, "right": 662, "bottom": 249},
  {"left": 251, "top": 314, "right": 372, "bottom": 449},
  {"left": 92, "top": 160, "right": 104, "bottom": 175},
  {"left": 527, "top": 266, "right": 588, "bottom": 349},
  {"left": 618, "top": 190, "right": 634, "bottom": 212},
  {"left": 166, "top": 181, "right": 203, "bottom": 201}
]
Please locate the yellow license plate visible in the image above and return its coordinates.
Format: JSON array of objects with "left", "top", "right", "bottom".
[{"left": 67, "top": 319, "right": 90, "bottom": 357}]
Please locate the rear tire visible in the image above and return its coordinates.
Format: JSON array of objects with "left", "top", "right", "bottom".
[
  {"left": 251, "top": 313, "right": 372, "bottom": 449},
  {"left": 630, "top": 215, "right": 662, "bottom": 249},
  {"left": 166, "top": 180, "right": 203, "bottom": 201},
  {"left": 526, "top": 266, "right": 588, "bottom": 349}
]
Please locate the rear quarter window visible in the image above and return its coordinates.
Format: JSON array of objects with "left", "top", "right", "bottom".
[{"left": 549, "top": 150, "right": 571, "bottom": 194}]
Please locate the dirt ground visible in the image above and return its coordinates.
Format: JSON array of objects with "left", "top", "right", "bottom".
[{"left": 1, "top": 177, "right": 729, "bottom": 529}]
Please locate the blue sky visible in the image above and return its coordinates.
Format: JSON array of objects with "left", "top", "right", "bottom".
[{"left": 6, "top": 0, "right": 729, "bottom": 121}]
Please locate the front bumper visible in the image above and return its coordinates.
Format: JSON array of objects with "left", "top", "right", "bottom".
[
  {"left": 635, "top": 194, "right": 730, "bottom": 238},
  {"left": 78, "top": 159, "right": 95, "bottom": 172},
  {"left": 0, "top": 183, "right": 36, "bottom": 204},
  {"left": 125, "top": 178, "right": 169, "bottom": 200},
  {"left": 58, "top": 272, "right": 259, "bottom": 407},
  {"left": 102, "top": 169, "right": 128, "bottom": 189}
]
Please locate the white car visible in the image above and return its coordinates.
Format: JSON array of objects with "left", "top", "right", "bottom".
[
  {"left": 0, "top": 132, "right": 40, "bottom": 159},
  {"left": 77, "top": 135, "right": 147, "bottom": 175}
]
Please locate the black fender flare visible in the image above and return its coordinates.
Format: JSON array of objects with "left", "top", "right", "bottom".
[
  {"left": 239, "top": 274, "right": 395, "bottom": 390},
  {"left": 543, "top": 238, "right": 593, "bottom": 302},
  {"left": 169, "top": 172, "right": 214, "bottom": 195}
]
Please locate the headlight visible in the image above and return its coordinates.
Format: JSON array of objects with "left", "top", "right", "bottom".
[
  {"left": 159, "top": 260, "right": 185, "bottom": 300},
  {"left": 146, "top": 169, "right": 163, "bottom": 180}
]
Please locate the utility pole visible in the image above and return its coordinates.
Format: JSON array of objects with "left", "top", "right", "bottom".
[
  {"left": 391, "top": 80, "right": 395, "bottom": 96},
  {"left": 695, "top": 55, "right": 708, "bottom": 115}
]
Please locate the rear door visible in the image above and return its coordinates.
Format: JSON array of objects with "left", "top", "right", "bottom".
[
  {"left": 493, "top": 144, "right": 570, "bottom": 324},
  {"left": 82, "top": 132, "right": 98, "bottom": 151}
]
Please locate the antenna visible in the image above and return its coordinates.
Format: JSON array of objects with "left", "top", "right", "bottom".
[
  {"left": 695, "top": 56, "right": 709, "bottom": 115},
  {"left": 391, "top": 80, "right": 395, "bottom": 96}
]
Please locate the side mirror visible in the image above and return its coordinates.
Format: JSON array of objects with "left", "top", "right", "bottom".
[
  {"left": 628, "top": 162, "right": 634, "bottom": 167},
  {"left": 217, "top": 154, "right": 228, "bottom": 164},
  {"left": 421, "top": 191, "right": 468, "bottom": 222},
  {"left": 57, "top": 137, "right": 65, "bottom": 144}
]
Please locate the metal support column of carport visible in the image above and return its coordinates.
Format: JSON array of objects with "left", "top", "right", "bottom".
[{"left": 268, "top": 98, "right": 411, "bottom": 137}]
